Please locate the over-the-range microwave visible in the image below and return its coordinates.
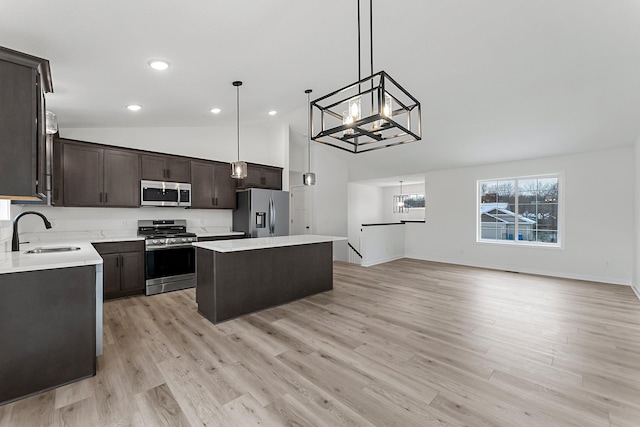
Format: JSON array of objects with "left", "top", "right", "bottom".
[{"left": 140, "top": 180, "right": 191, "bottom": 207}]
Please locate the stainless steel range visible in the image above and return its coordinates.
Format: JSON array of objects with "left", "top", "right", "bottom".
[{"left": 138, "top": 219, "right": 197, "bottom": 296}]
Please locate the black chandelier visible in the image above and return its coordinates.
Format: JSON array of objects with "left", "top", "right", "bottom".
[{"left": 310, "top": 0, "right": 422, "bottom": 154}]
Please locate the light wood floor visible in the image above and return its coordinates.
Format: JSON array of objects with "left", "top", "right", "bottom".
[{"left": 2, "top": 259, "right": 640, "bottom": 426}]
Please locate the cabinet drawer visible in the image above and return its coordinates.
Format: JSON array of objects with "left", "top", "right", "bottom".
[{"left": 92, "top": 240, "right": 144, "bottom": 255}]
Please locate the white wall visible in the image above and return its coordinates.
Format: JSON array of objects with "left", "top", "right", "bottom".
[
  {"left": 63, "top": 123, "right": 288, "bottom": 169},
  {"left": 405, "top": 147, "right": 634, "bottom": 285},
  {"left": 361, "top": 224, "right": 405, "bottom": 267},
  {"left": 634, "top": 137, "right": 640, "bottom": 298},
  {"left": 347, "top": 183, "right": 384, "bottom": 252},
  {"left": 312, "top": 144, "right": 348, "bottom": 261},
  {"left": 381, "top": 182, "right": 426, "bottom": 223}
]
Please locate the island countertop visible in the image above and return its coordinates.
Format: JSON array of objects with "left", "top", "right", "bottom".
[{"left": 193, "top": 234, "right": 346, "bottom": 253}]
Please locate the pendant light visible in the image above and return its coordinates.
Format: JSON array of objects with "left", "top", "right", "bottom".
[
  {"left": 393, "top": 180, "right": 409, "bottom": 213},
  {"left": 310, "top": 0, "right": 421, "bottom": 153},
  {"left": 230, "top": 80, "right": 247, "bottom": 179},
  {"left": 303, "top": 89, "right": 316, "bottom": 186}
]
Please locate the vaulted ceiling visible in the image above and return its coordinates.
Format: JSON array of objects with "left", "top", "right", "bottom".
[{"left": 2, "top": 0, "right": 639, "bottom": 180}]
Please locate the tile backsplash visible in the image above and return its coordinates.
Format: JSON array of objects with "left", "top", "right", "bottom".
[
  {"left": 9, "top": 205, "right": 233, "bottom": 245},
  {"left": 0, "top": 220, "right": 12, "bottom": 251}
]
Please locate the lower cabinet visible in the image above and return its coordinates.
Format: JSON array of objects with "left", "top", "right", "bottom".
[
  {"left": 93, "top": 240, "right": 145, "bottom": 299},
  {"left": 0, "top": 265, "right": 96, "bottom": 405}
]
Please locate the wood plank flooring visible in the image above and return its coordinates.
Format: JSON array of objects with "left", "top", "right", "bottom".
[{"left": 2, "top": 259, "right": 640, "bottom": 426}]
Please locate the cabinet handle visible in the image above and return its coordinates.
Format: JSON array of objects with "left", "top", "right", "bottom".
[
  {"left": 116, "top": 256, "right": 119, "bottom": 267},
  {"left": 166, "top": 169, "right": 171, "bottom": 179},
  {"left": 53, "top": 188, "right": 58, "bottom": 199},
  {"left": 105, "top": 193, "right": 108, "bottom": 203},
  {"left": 99, "top": 192, "right": 103, "bottom": 202},
  {"left": 211, "top": 197, "right": 215, "bottom": 206},
  {"left": 261, "top": 177, "right": 266, "bottom": 185}
]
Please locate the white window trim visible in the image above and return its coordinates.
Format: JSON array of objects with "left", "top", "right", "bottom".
[
  {"left": 0, "top": 200, "right": 10, "bottom": 221},
  {"left": 476, "top": 173, "right": 563, "bottom": 249}
]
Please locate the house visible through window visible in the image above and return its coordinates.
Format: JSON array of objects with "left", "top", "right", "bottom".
[{"left": 478, "top": 175, "right": 559, "bottom": 246}]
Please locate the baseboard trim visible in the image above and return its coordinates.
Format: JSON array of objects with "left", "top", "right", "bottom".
[
  {"left": 362, "top": 255, "right": 404, "bottom": 267},
  {"left": 632, "top": 284, "right": 640, "bottom": 301},
  {"left": 404, "top": 254, "right": 631, "bottom": 286}
]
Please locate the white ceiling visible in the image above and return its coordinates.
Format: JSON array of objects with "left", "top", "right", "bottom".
[{"left": 2, "top": 0, "right": 640, "bottom": 181}]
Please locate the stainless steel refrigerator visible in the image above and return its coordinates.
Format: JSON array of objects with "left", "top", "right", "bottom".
[{"left": 233, "top": 189, "right": 290, "bottom": 237}]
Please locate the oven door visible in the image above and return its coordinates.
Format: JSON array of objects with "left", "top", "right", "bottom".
[{"left": 145, "top": 245, "right": 196, "bottom": 295}]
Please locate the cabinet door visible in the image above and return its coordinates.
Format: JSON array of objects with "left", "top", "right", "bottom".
[
  {"left": 262, "top": 167, "right": 282, "bottom": 190},
  {"left": 190, "top": 160, "right": 214, "bottom": 208},
  {"left": 166, "top": 157, "right": 190, "bottom": 183},
  {"left": 141, "top": 154, "right": 167, "bottom": 181},
  {"left": 51, "top": 138, "right": 63, "bottom": 205},
  {"left": 62, "top": 143, "right": 104, "bottom": 207},
  {"left": 120, "top": 251, "right": 145, "bottom": 292},
  {"left": 104, "top": 149, "right": 140, "bottom": 207},
  {"left": 102, "top": 253, "right": 121, "bottom": 295},
  {"left": 213, "top": 162, "right": 236, "bottom": 209},
  {"left": 238, "top": 164, "right": 263, "bottom": 189},
  {"left": 0, "top": 60, "right": 37, "bottom": 198}
]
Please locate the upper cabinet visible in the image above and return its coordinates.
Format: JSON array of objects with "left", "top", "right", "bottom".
[
  {"left": 141, "top": 154, "right": 190, "bottom": 183},
  {"left": 57, "top": 139, "right": 140, "bottom": 207},
  {"left": 190, "top": 160, "right": 236, "bottom": 209},
  {"left": 50, "top": 136, "right": 282, "bottom": 208},
  {"left": 236, "top": 163, "right": 282, "bottom": 190},
  {"left": 0, "top": 46, "right": 53, "bottom": 200}
]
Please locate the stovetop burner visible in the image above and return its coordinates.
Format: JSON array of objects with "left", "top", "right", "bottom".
[
  {"left": 143, "top": 232, "right": 197, "bottom": 239},
  {"left": 137, "top": 219, "right": 197, "bottom": 246}
]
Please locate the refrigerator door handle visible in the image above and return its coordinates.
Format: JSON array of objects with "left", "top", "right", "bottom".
[{"left": 270, "top": 198, "right": 276, "bottom": 235}]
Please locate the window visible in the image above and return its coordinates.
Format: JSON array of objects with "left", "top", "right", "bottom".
[
  {"left": 478, "top": 175, "right": 560, "bottom": 246},
  {"left": 403, "top": 194, "right": 425, "bottom": 209},
  {"left": 0, "top": 200, "right": 9, "bottom": 221}
]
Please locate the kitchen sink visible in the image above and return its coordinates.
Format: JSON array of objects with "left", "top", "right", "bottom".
[{"left": 25, "top": 246, "right": 81, "bottom": 254}]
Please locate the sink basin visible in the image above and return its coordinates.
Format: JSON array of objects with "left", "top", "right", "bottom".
[{"left": 25, "top": 246, "right": 81, "bottom": 254}]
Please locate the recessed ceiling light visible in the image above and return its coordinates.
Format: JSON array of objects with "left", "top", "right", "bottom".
[
  {"left": 268, "top": 110, "right": 277, "bottom": 116},
  {"left": 210, "top": 108, "right": 221, "bottom": 114},
  {"left": 126, "top": 104, "right": 142, "bottom": 111},
  {"left": 148, "top": 60, "right": 169, "bottom": 71}
]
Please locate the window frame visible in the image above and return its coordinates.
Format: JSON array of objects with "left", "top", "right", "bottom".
[
  {"left": 476, "top": 173, "right": 563, "bottom": 248},
  {"left": 0, "top": 200, "right": 10, "bottom": 221}
]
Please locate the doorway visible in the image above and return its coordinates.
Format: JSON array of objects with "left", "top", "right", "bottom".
[{"left": 290, "top": 185, "right": 313, "bottom": 235}]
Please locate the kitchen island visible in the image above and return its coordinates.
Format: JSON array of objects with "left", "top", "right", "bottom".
[{"left": 194, "top": 235, "right": 346, "bottom": 324}]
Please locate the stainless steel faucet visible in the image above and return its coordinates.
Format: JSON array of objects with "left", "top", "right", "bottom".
[{"left": 12, "top": 211, "right": 52, "bottom": 252}]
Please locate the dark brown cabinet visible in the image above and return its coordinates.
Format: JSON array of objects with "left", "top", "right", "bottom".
[
  {"left": 0, "top": 265, "right": 96, "bottom": 405},
  {"left": 59, "top": 139, "right": 140, "bottom": 207},
  {"left": 0, "top": 46, "right": 52, "bottom": 200},
  {"left": 141, "top": 154, "right": 190, "bottom": 183},
  {"left": 190, "top": 160, "right": 236, "bottom": 209},
  {"left": 93, "top": 240, "right": 145, "bottom": 300},
  {"left": 236, "top": 163, "right": 282, "bottom": 190}
]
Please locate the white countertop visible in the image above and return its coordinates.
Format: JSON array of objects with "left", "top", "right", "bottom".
[
  {"left": 0, "top": 241, "right": 103, "bottom": 275},
  {"left": 196, "top": 231, "right": 245, "bottom": 238},
  {"left": 193, "top": 235, "right": 347, "bottom": 253}
]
